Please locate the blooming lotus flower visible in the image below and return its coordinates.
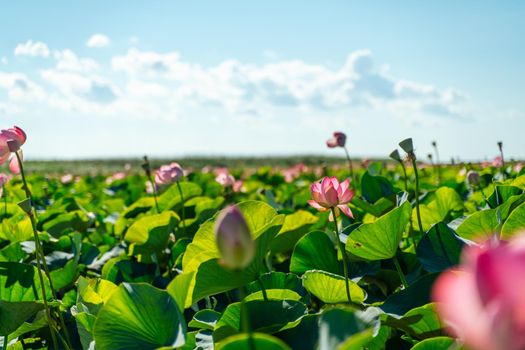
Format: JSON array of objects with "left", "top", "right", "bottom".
[
  {"left": 433, "top": 234, "right": 525, "bottom": 350},
  {"left": 308, "top": 177, "right": 354, "bottom": 220},
  {"left": 214, "top": 205, "right": 255, "bottom": 269},
  {"left": 155, "top": 162, "right": 184, "bottom": 185},
  {"left": 326, "top": 131, "right": 346, "bottom": 148},
  {"left": 105, "top": 172, "right": 126, "bottom": 184},
  {"left": 216, "top": 172, "right": 236, "bottom": 187},
  {"left": 0, "top": 126, "right": 26, "bottom": 174},
  {"left": 232, "top": 180, "right": 244, "bottom": 193}
]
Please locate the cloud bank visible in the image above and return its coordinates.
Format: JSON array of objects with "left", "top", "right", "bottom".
[{"left": 0, "top": 39, "right": 468, "bottom": 123}]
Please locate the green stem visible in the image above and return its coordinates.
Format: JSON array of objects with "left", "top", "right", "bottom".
[
  {"left": 393, "top": 255, "right": 409, "bottom": 289},
  {"left": 15, "top": 152, "right": 58, "bottom": 350},
  {"left": 343, "top": 146, "right": 355, "bottom": 184},
  {"left": 15, "top": 152, "right": 72, "bottom": 350},
  {"left": 257, "top": 275, "right": 268, "bottom": 302},
  {"left": 2, "top": 185, "right": 6, "bottom": 218},
  {"left": 400, "top": 162, "right": 408, "bottom": 193},
  {"left": 147, "top": 174, "right": 160, "bottom": 213},
  {"left": 411, "top": 158, "right": 424, "bottom": 234},
  {"left": 330, "top": 208, "right": 352, "bottom": 304},
  {"left": 176, "top": 181, "right": 187, "bottom": 236},
  {"left": 238, "top": 286, "right": 255, "bottom": 350}
]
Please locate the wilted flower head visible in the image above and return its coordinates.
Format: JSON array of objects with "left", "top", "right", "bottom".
[
  {"left": 433, "top": 234, "right": 525, "bottom": 350},
  {"left": 214, "top": 205, "right": 255, "bottom": 269},
  {"left": 216, "top": 172, "right": 236, "bottom": 187},
  {"left": 326, "top": 131, "right": 346, "bottom": 148},
  {"left": 389, "top": 150, "right": 402, "bottom": 162},
  {"left": 398, "top": 138, "right": 414, "bottom": 154},
  {"left": 466, "top": 170, "right": 480, "bottom": 186},
  {"left": 155, "top": 162, "right": 184, "bottom": 185},
  {"left": 308, "top": 176, "right": 354, "bottom": 220}
]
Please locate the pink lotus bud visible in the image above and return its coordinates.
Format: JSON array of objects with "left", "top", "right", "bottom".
[
  {"left": 326, "top": 131, "right": 346, "bottom": 148},
  {"left": 308, "top": 176, "right": 354, "bottom": 221},
  {"left": 215, "top": 172, "right": 236, "bottom": 187},
  {"left": 214, "top": 206, "right": 255, "bottom": 269},
  {"left": 433, "top": 234, "right": 525, "bottom": 350},
  {"left": 61, "top": 174, "right": 74, "bottom": 184},
  {"left": 466, "top": 170, "right": 480, "bottom": 186},
  {"left": 155, "top": 162, "right": 184, "bottom": 185}
]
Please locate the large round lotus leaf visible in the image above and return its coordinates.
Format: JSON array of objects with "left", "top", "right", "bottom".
[
  {"left": 93, "top": 283, "right": 186, "bottom": 350},
  {"left": 346, "top": 202, "right": 411, "bottom": 261},
  {"left": 217, "top": 333, "right": 291, "bottom": 350},
  {"left": 302, "top": 270, "right": 365, "bottom": 304},
  {"left": 0, "top": 262, "right": 52, "bottom": 335}
]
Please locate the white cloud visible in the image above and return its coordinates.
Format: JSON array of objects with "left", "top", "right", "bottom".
[
  {"left": 2, "top": 46, "right": 470, "bottom": 124},
  {"left": 86, "top": 34, "right": 110, "bottom": 48},
  {"left": 53, "top": 49, "right": 99, "bottom": 71},
  {"left": 14, "top": 40, "right": 50, "bottom": 58}
]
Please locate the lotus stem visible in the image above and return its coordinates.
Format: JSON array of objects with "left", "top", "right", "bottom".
[
  {"left": 330, "top": 208, "right": 352, "bottom": 304},
  {"left": 15, "top": 152, "right": 71, "bottom": 350},
  {"left": 411, "top": 157, "right": 424, "bottom": 234},
  {"left": 257, "top": 275, "right": 268, "bottom": 302},
  {"left": 343, "top": 146, "right": 355, "bottom": 184},
  {"left": 176, "top": 181, "right": 187, "bottom": 236},
  {"left": 393, "top": 255, "right": 409, "bottom": 289}
]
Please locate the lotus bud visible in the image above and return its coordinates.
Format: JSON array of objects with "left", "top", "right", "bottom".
[
  {"left": 398, "top": 138, "right": 414, "bottom": 154},
  {"left": 466, "top": 170, "right": 480, "bottom": 186},
  {"left": 214, "top": 206, "right": 255, "bottom": 270}
]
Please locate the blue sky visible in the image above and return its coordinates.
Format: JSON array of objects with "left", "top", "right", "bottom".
[{"left": 0, "top": 1, "right": 524, "bottom": 161}]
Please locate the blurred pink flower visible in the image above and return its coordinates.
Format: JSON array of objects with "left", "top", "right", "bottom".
[
  {"left": 0, "top": 173, "right": 9, "bottom": 187},
  {"left": 155, "top": 162, "right": 184, "bottom": 185},
  {"left": 106, "top": 172, "right": 126, "bottom": 184},
  {"left": 232, "top": 180, "right": 244, "bottom": 193},
  {"left": 308, "top": 176, "right": 354, "bottom": 220},
  {"left": 514, "top": 162, "right": 523, "bottom": 173},
  {"left": 216, "top": 172, "right": 236, "bottom": 187},
  {"left": 433, "top": 234, "right": 525, "bottom": 350},
  {"left": 282, "top": 163, "right": 306, "bottom": 183},
  {"left": 492, "top": 156, "right": 503, "bottom": 167},
  {"left": 145, "top": 181, "right": 155, "bottom": 194},
  {"left": 326, "top": 131, "right": 346, "bottom": 148},
  {"left": 61, "top": 174, "right": 74, "bottom": 184}
]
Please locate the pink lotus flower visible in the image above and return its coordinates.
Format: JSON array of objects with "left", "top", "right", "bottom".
[
  {"left": 433, "top": 234, "right": 525, "bottom": 350},
  {"left": 105, "top": 172, "right": 126, "bottom": 184},
  {"left": 308, "top": 177, "right": 354, "bottom": 220},
  {"left": 216, "top": 172, "right": 236, "bottom": 187},
  {"left": 155, "top": 162, "right": 184, "bottom": 185},
  {"left": 492, "top": 156, "right": 503, "bottom": 167},
  {"left": 0, "top": 126, "right": 26, "bottom": 174},
  {"left": 515, "top": 162, "right": 524, "bottom": 173},
  {"left": 232, "top": 180, "right": 244, "bottom": 193},
  {"left": 326, "top": 131, "right": 346, "bottom": 148}
]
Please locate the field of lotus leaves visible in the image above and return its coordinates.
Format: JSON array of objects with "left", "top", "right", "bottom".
[{"left": 1, "top": 127, "right": 524, "bottom": 350}]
